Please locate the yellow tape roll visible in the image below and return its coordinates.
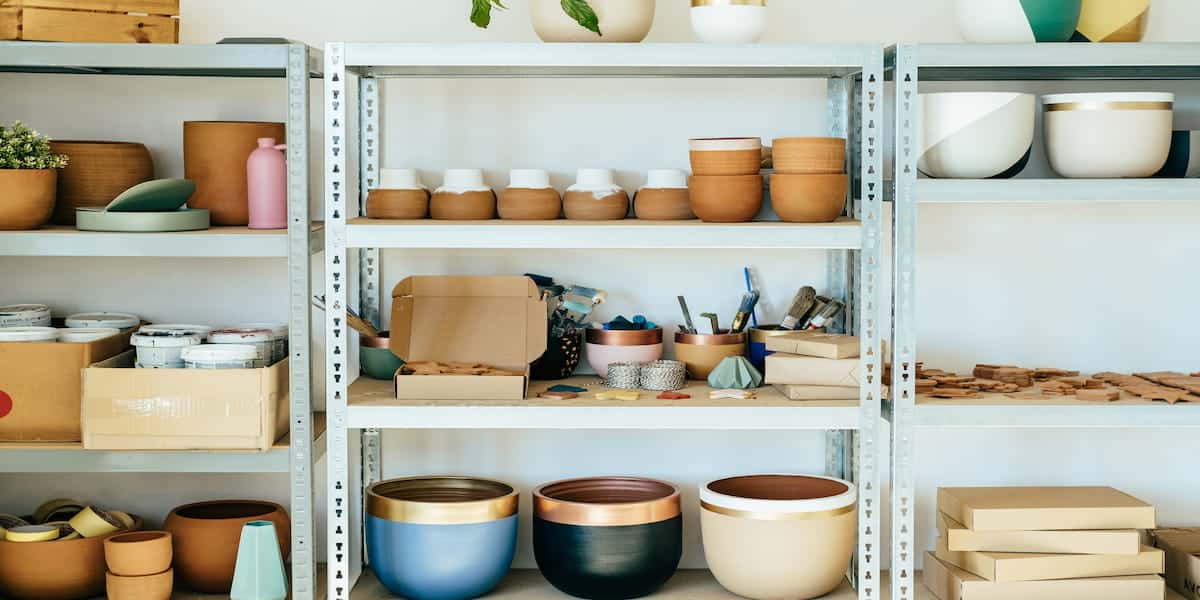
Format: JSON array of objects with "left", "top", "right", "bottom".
[
  {"left": 68, "top": 507, "right": 120, "bottom": 538},
  {"left": 6, "top": 525, "right": 60, "bottom": 543},
  {"left": 33, "top": 498, "right": 85, "bottom": 524}
]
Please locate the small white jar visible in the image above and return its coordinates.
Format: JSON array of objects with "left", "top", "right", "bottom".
[
  {"left": 509, "top": 169, "right": 553, "bottom": 190},
  {"left": 0, "top": 304, "right": 52, "bottom": 328},
  {"left": 691, "top": 0, "right": 768, "bottom": 44},
  {"left": 208, "top": 328, "right": 273, "bottom": 367},
  {"left": 140, "top": 324, "right": 214, "bottom": 338},
  {"left": 568, "top": 168, "right": 623, "bottom": 197},
  {"left": 436, "top": 169, "right": 490, "bottom": 194},
  {"left": 643, "top": 169, "right": 689, "bottom": 190},
  {"left": 66, "top": 312, "right": 140, "bottom": 330},
  {"left": 182, "top": 344, "right": 260, "bottom": 370},
  {"left": 0, "top": 327, "right": 58, "bottom": 342},
  {"left": 233, "top": 322, "right": 288, "bottom": 364},
  {"left": 58, "top": 328, "right": 120, "bottom": 343},
  {"left": 380, "top": 168, "right": 427, "bottom": 190},
  {"left": 131, "top": 331, "right": 202, "bottom": 368}
]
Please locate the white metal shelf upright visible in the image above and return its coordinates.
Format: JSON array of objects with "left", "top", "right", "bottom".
[
  {"left": 887, "top": 42, "right": 1200, "bottom": 600},
  {"left": 325, "top": 43, "right": 884, "bottom": 599},
  {"left": 0, "top": 42, "right": 324, "bottom": 600}
]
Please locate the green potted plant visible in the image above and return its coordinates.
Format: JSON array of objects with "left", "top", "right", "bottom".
[
  {"left": 472, "top": 0, "right": 657, "bottom": 43},
  {"left": 0, "top": 121, "right": 67, "bottom": 230}
]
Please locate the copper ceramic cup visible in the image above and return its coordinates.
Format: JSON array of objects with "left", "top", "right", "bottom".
[{"left": 674, "top": 331, "right": 747, "bottom": 380}]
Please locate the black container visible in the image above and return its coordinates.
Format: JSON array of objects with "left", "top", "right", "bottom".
[{"left": 530, "top": 328, "right": 582, "bottom": 380}]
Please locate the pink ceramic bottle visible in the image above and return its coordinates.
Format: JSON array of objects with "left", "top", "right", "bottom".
[{"left": 247, "top": 137, "right": 287, "bottom": 229}]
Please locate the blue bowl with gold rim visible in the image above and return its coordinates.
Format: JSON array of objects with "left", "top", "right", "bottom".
[{"left": 366, "top": 476, "right": 518, "bottom": 600}]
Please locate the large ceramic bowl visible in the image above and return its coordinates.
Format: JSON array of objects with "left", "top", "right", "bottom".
[
  {"left": 1043, "top": 92, "right": 1173, "bottom": 178},
  {"left": 585, "top": 328, "right": 664, "bottom": 378},
  {"left": 532, "top": 0, "right": 656, "bottom": 43},
  {"left": 956, "top": 0, "right": 1082, "bottom": 42},
  {"left": 701, "top": 475, "right": 857, "bottom": 600},
  {"left": 0, "top": 515, "right": 143, "bottom": 600},
  {"left": 164, "top": 500, "right": 290, "bottom": 594},
  {"left": 918, "top": 92, "right": 1036, "bottom": 179},
  {"left": 534, "top": 477, "right": 682, "bottom": 600},
  {"left": 1074, "top": 0, "right": 1150, "bottom": 42},
  {"left": 1155, "top": 130, "right": 1200, "bottom": 178},
  {"left": 366, "top": 476, "right": 518, "bottom": 600}
]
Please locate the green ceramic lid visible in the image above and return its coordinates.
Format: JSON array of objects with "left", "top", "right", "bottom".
[
  {"left": 105, "top": 179, "right": 197, "bottom": 212},
  {"left": 75, "top": 208, "right": 210, "bottom": 232}
]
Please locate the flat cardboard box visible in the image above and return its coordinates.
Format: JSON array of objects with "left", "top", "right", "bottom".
[
  {"left": 935, "top": 536, "right": 1163, "bottom": 582},
  {"left": 937, "top": 486, "right": 1156, "bottom": 531},
  {"left": 0, "top": 331, "right": 130, "bottom": 441},
  {"left": 82, "top": 350, "right": 288, "bottom": 451},
  {"left": 389, "top": 276, "right": 547, "bottom": 401},
  {"left": 1152, "top": 528, "right": 1200, "bottom": 600},
  {"left": 764, "top": 353, "right": 861, "bottom": 387},
  {"left": 765, "top": 331, "right": 860, "bottom": 359},
  {"left": 938, "top": 511, "right": 1141, "bottom": 555},
  {"left": 775, "top": 384, "right": 860, "bottom": 401},
  {"left": 923, "top": 552, "right": 1164, "bottom": 600}
]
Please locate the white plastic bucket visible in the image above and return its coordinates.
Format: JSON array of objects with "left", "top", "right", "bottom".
[
  {"left": 131, "top": 332, "right": 202, "bottom": 368},
  {"left": 181, "top": 344, "right": 259, "bottom": 369}
]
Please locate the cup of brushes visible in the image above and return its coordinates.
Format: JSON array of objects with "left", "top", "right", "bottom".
[{"left": 673, "top": 290, "right": 760, "bottom": 380}]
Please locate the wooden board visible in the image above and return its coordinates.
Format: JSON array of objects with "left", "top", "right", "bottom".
[
  {"left": 14, "top": 0, "right": 178, "bottom": 14},
  {"left": 0, "top": 0, "right": 179, "bottom": 42}
]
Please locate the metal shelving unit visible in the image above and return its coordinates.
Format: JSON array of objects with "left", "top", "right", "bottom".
[
  {"left": 887, "top": 42, "right": 1200, "bottom": 600},
  {"left": 324, "top": 43, "right": 884, "bottom": 599},
  {"left": 0, "top": 42, "right": 323, "bottom": 600}
]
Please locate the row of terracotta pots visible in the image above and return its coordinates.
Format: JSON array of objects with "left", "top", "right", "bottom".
[{"left": 366, "top": 473, "right": 857, "bottom": 600}]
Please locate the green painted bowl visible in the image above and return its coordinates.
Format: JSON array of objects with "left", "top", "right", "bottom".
[
  {"left": 956, "top": 0, "right": 1082, "bottom": 42},
  {"left": 361, "top": 333, "right": 404, "bottom": 380}
]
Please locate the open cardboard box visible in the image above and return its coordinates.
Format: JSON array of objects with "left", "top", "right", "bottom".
[
  {"left": 0, "top": 330, "right": 131, "bottom": 441},
  {"left": 389, "top": 275, "right": 547, "bottom": 401},
  {"left": 82, "top": 350, "right": 289, "bottom": 451},
  {"left": 1152, "top": 528, "right": 1200, "bottom": 600}
]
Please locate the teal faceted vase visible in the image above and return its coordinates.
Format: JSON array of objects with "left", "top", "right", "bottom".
[{"left": 230, "top": 520, "right": 288, "bottom": 600}]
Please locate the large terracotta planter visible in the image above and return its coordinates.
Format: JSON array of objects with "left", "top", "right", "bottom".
[
  {"left": 0, "top": 515, "right": 142, "bottom": 600},
  {"left": 0, "top": 169, "right": 56, "bottom": 230},
  {"left": 164, "top": 500, "right": 290, "bottom": 594},
  {"left": 49, "top": 141, "right": 153, "bottom": 225},
  {"left": 531, "top": 0, "right": 656, "bottom": 42},
  {"left": 184, "top": 122, "right": 286, "bottom": 226}
]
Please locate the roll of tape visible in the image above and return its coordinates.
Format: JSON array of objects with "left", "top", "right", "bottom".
[
  {"left": 6, "top": 525, "right": 60, "bottom": 543},
  {"left": 61, "top": 532, "right": 81, "bottom": 541},
  {"left": 43, "top": 521, "right": 77, "bottom": 539},
  {"left": 33, "top": 498, "right": 85, "bottom": 524},
  {"left": 0, "top": 513, "right": 29, "bottom": 530},
  {"left": 68, "top": 507, "right": 120, "bottom": 538},
  {"left": 107, "top": 510, "right": 135, "bottom": 531}
]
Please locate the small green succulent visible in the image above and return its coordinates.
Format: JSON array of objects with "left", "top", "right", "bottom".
[
  {"left": 0, "top": 122, "right": 68, "bottom": 170},
  {"left": 471, "top": 0, "right": 601, "bottom": 35}
]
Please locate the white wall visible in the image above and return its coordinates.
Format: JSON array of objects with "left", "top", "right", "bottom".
[{"left": 2, "top": 0, "right": 1199, "bottom": 572}]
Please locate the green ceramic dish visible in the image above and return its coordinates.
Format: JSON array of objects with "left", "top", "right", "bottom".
[
  {"left": 361, "top": 334, "right": 405, "bottom": 380},
  {"left": 75, "top": 208, "right": 210, "bottom": 232},
  {"left": 106, "top": 178, "right": 197, "bottom": 212}
]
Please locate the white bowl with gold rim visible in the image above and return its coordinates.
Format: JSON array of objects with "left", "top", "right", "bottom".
[
  {"left": 1043, "top": 92, "right": 1173, "bottom": 178},
  {"left": 691, "top": 0, "right": 767, "bottom": 44},
  {"left": 700, "top": 474, "right": 856, "bottom": 600}
]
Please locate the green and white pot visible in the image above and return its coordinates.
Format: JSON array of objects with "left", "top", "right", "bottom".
[{"left": 956, "top": 0, "right": 1082, "bottom": 42}]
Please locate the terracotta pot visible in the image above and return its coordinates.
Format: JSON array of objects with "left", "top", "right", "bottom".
[
  {"left": 430, "top": 190, "right": 496, "bottom": 220},
  {"left": 367, "top": 188, "right": 429, "bottom": 219},
  {"left": 674, "top": 331, "right": 747, "bottom": 380},
  {"left": 531, "top": 0, "right": 656, "bottom": 43},
  {"left": 770, "top": 174, "right": 848, "bottom": 223},
  {"left": 499, "top": 188, "right": 562, "bottom": 220},
  {"left": 105, "top": 569, "right": 172, "bottom": 600},
  {"left": 104, "top": 531, "right": 172, "bottom": 577},
  {"left": 689, "top": 138, "right": 762, "bottom": 176},
  {"left": 634, "top": 188, "right": 693, "bottom": 220},
  {"left": 0, "top": 169, "right": 56, "bottom": 230},
  {"left": 772, "top": 137, "right": 846, "bottom": 174},
  {"left": 0, "top": 515, "right": 142, "bottom": 600},
  {"left": 49, "top": 141, "right": 153, "bottom": 225},
  {"left": 563, "top": 191, "right": 630, "bottom": 220},
  {"left": 184, "top": 121, "right": 286, "bottom": 226},
  {"left": 164, "top": 500, "right": 290, "bottom": 594},
  {"left": 688, "top": 175, "right": 763, "bottom": 223}
]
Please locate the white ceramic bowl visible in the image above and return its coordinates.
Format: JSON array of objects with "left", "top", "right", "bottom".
[
  {"left": 1043, "top": 92, "right": 1173, "bottom": 178},
  {"left": 918, "top": 92, "right": 1035, "bottom": 179},
  {"left": 691, "top": 0, "right": 767, "bottom": 44}
]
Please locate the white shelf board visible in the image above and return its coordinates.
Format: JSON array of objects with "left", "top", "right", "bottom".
[
  {"left": 0, "top": 225, "right": 324, "bottom": 257},
  {"left": 915, "top": 179, "right": 1200, "bottom": 203},
  {"left": 915, "top": 395, "right": 1200, "bottom": 428},
  {"left": 348, "top": 377, "right": 862, "bottom": 431},
  {"left": 346, "top": 218, "right": 862, "bottom": 250},
  {"left": 894, "top": 42, "right": 1200, "bottom": 81},
  {"left": 0, "top": 42, "right": 322, "bottom": 78}
]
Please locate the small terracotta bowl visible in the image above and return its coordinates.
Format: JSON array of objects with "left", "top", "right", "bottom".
[
  {"left": 0, "top": 514, "right": 143, "bottom": 600},
  {"left": 104, "top": 530, "right": 172, "bottom": 577},
  {"left": 563, "top": 190, "right": 630, "bottom": 221},
  {"left": 366, "top": 188, "right": 429, "bottom": 219},
  {"left": 534, "top": 477, "right": 682, "bottom": 600},
  {"left": 430, "top": 190, "right": 497, "bottom": 220},
  {"left": 689, "top": 175, "right": 763, "bottom": 223},
  {"left": 674, "top": 331, "right": 747, "bottom": 380},
  {"left": 499, "top": 188, "right": 562, "bottom": 220},
  {"left": 772, "top": 137, "right": 847, "bottom": 174},
  {"left": 634, "top": 188, "right": 693, "bottom": 220},
  {"left": 106, "top": 568, "right": 173, "bottom": 600},
  {"left": 770, "top": 174, "right": 848, "bottom": 223},
  {"left": 689, "top": 138, "right": 762, "bottom": 176}
]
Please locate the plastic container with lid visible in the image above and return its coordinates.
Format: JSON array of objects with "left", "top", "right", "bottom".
[
  {"left": 58, "top": 328, "right": 121, "bottom": 343},
  {"left": 181, "top": 344, "right": 260, "bottom": 370},
  {"left": 0, "top": 304, "right": 52, "bottom": 328},
  {"left": 66, "top": 312, "right": 140, "bottom": 330},
  {"left": 208, "top": 328, "right": 272, "bottom": 367},
  {"left": 131, "top": 331, "right": 202, "bottom": 369},
  {"left": 139, "top": 324, "right": 214, "bottom": 338},
  {"left": 232, "top": 323, "right": 288, "bottom": 364},
  {"left": 0, "top": 327, "right": 58, "bottom": 343}
]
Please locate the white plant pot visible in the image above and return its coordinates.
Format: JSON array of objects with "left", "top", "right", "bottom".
[
  {"left": 1043, "top": 92, "right": 1173, "bottom": 178},
  {"left": 918, "top": 92, "right": 1035, "bottom": 179},
  {"left": 531, "top": 0, "right": 656, "bottom": 43},
  {"left": 691, "top": 0, "right": 768, "bottom": 44}
]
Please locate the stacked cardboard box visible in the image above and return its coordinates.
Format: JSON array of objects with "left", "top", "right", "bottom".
[
  {"left": 925, "top": 487, "right": 1165, "bottom": 600},
  {"left": 1151, "top": 528, "right": 1200, "bottom": 600},
  {"left": 763, "top": 332, "right": 861, "bottom": 400}
]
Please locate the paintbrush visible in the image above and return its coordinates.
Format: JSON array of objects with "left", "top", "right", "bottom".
[
  {"left": 731, "top": 290, "right": 761, "bottom": 334},
  {"left": 677, "top": 296, "right": 697, "bottom": 334},
  {"left": 312, "top": 296, "right": 380, "bottom": 338}
]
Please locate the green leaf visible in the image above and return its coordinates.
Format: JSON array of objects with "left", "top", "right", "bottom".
[
  {"left": 470, "top": 0, "right": 507, "bottom": 29},
  {"left": 561, "top": 0, "right": 601, "bottom": 36}
]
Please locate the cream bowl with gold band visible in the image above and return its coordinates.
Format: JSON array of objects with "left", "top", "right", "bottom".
[
  {"left": 1043, "top": 92, "right": 1174, "bottom": 178},
  {"left": 691, "top": 0, "right": 768, "bottom": 44},
  {"left": 365, "top": 476, "right": 518, "bottom": 600},
  {"left": 700, "top": 474, "right": 857, "bottom": 600}
]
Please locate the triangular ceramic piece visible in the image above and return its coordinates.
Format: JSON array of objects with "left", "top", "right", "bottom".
[
  {"left": 230, "top": 521, "right": 288, "bottom": 600},
  {"left": 105, "top": 178, "right": 196, "bottom": 212},
  {"left": 707, "top": 356, "right": 764, "bottom": 389}
]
